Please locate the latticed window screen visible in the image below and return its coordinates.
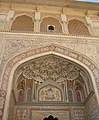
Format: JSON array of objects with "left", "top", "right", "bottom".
[
  {"left": 11, "top": 15, "right": 34, "bottom": 32},
  {"left": 68, "top": 19, "right": 90, "bottom": 36}
]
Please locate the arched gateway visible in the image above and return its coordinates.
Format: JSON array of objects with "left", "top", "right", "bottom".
[{"left": 0, "top": 44, "right": 99, "bottom": 120}]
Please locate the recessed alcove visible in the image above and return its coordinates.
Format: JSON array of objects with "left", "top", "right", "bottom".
[
  {"left": 13, "top": 54, "right": 93, "bottom": 103},
  {"left": 8, "top": 54, "right": 94, "bottom": 120}
]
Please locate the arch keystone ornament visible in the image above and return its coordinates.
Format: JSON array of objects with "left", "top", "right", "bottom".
[{"left": 0, "top": 44, "right": 99, "bottom": 120}]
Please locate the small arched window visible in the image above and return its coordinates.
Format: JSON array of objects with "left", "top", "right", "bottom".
[
  {"left": 48, "top": 25, "right": 55, "bottom": 32},
  {"left": 40, "top": 17, "right": 62, "bottom": 33}
]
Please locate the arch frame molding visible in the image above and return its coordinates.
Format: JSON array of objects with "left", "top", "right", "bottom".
[{"left": 0, "top": 44, "right": 99, "bottom": 120}]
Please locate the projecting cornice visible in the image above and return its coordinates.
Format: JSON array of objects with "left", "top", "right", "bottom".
[
  {"left": 0, "top": 2, "right": 99, "bottom": 16},
  {"left": 0, "top": 0, "right": 99, "bottom": 11}
]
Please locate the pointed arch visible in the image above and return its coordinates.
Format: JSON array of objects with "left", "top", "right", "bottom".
[
  {"left": 1, "top": 44, "right": 99, "bottom": 120},
  {"left": 37, "top": 80, "right": 63, "bottom": 101}
]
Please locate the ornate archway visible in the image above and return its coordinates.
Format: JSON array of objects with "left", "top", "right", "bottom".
[{"left": 0, "top": 44, "right": 99, "bottom": 120}]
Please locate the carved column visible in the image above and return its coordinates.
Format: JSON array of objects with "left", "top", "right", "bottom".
[
  {"left": 34, "top": 81, "right": 38, "bottom": 101},
  {"left": 85, "top": 16, "right": 95, "bottom": 36},
  {"left": 61, "top": 14, "right": 69, "bottom": 34},
  {"left": 34, "top": 11, "right": 41, "bottom": 32},
  {"left": 63, "top": 82, "right": 66, "bottom": 102},
  {"left": 73, "top": 83, "right": 76, "bottom": 102},
  {"left": 66, "top": 80, "right": 69, "bottom": 102},
  {"left": 64, "top": 80, "right": 69, "bottom": 102},
  {"left": 6, "top": 10, "right": 15, "bottom": 21},
  {"left": 83, "top": 85, "right": 88, "bottom": 99},
  {"left": 32, "top": 79, "right": 35, "bottom": 101},
  {"left": 6, "top": 9, "right": 15, "bottom": 30}
]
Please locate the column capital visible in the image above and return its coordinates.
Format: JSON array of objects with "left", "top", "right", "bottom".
[
  {"left": 85, "top": 16, "right": 93, "bottom": 27},
  {"left": 6, "top": 10, "right": 15, "bottom": 22},
  {"left": 61, "top": 14, "right": 67, "bottom": 22},
  {"left": 34, "top": 12, "right": 41, "bottom": 32},
  {"left": 34, "top": 11, "right": 41, "bottom": 21}
]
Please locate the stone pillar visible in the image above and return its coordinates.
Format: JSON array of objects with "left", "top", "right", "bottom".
[
  {"left": 61, "top": 14, "right": 69, "bottom": 34},
  {"left": 65, "top": 80, "right": 69, "bottom": 102},
  {"left": 64, "top": 80, "right": 69, "bottom": 102},
  {"left": 32, "top": 79, "right": 35, "bottom": 101},
  {"left": 83, "top": 85, "right": 88, "bottom": 99},
  {"left": 63, "top": 82, "right": 66, "bottom": 102},
  {"left": 85, "top": 16, "right": 95, "bottom": 36},
  {"left": 6, "top": 10, "right": 15, "bottom": 30},
  {"left": 34, "top": 81, "right": 38, "bottom": 101},
  {"left": 0, "top": 14, "right": 6, "bottom": 30},
  {"left": 34, "top": 11, "right": 41, "bottom": 32},
  {"left": 6, "top": 10, "right": 15, "bottom": 21}
]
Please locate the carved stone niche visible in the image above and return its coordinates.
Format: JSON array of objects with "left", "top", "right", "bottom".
[
  {"left": 14, "top": 54, "right": 93, "bottom": 103},
  {"left": 39, "top": 85, "right": 62, "bottom": 101}
]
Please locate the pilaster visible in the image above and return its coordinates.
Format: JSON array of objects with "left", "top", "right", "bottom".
[
  {"left": 61, "top": 14, "right": 69, "bottom": 34},
  {"left": 85, "top": 16, "right": 95, "bottom": 36},
  {"left": 34, "top": 11, "right": 41, "bottom": 32}
]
